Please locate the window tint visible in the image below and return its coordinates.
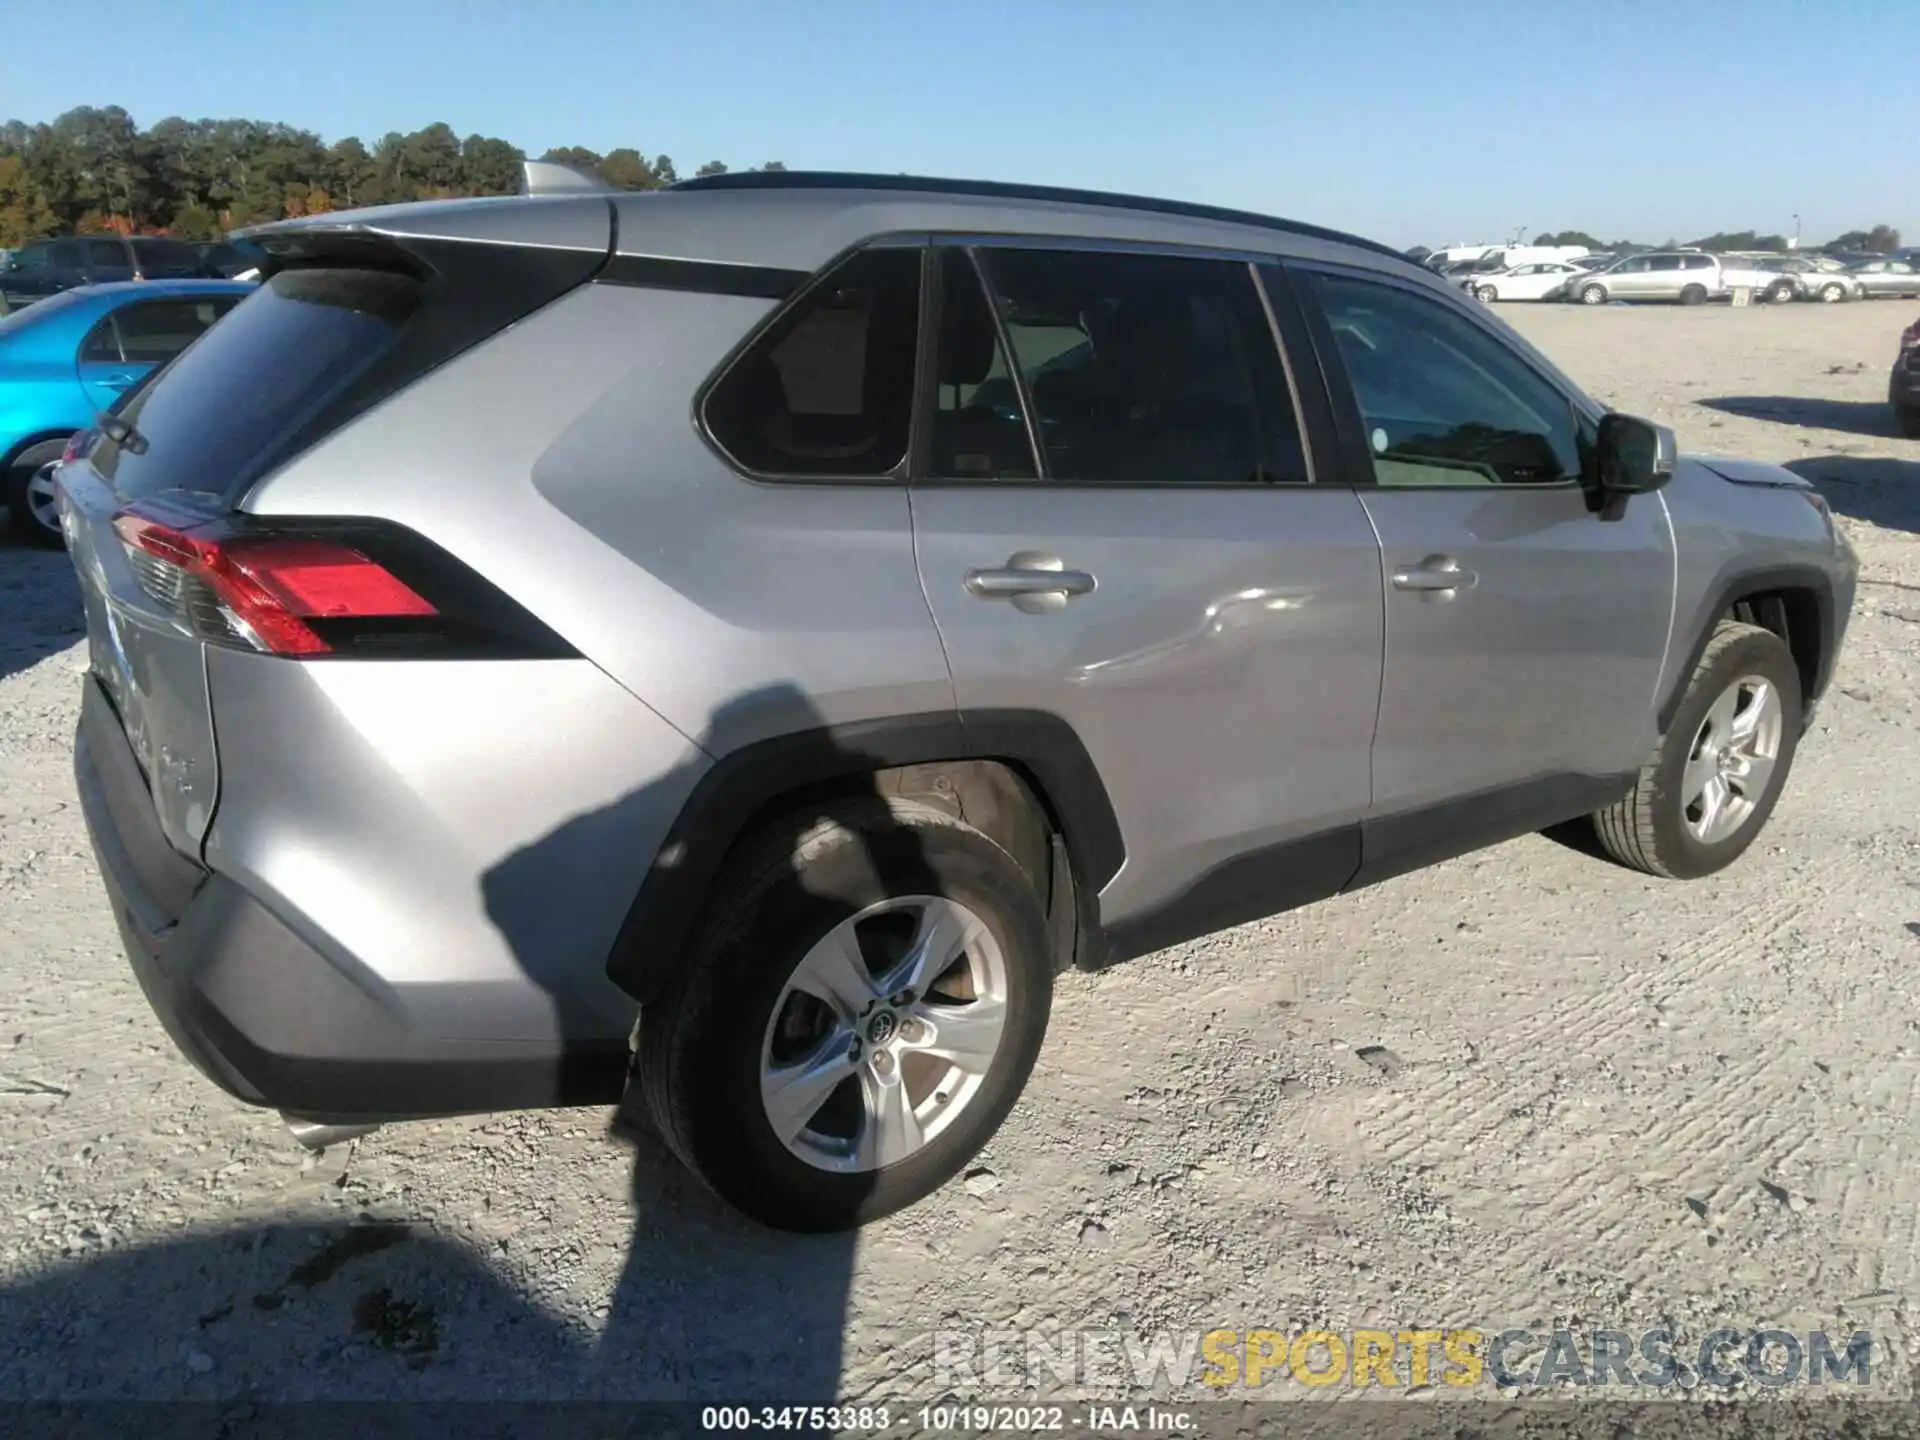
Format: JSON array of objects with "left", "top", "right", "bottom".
[
  {"left": 703, "top": 247, "right": 921, "bottom": 478},
  {"left": 111, "top": 297, "right": 236, "bottom": 363},
  {"left": 11, "top": 242, "right": 49, "bottom": 271},
  {"left": 1647, "top": 255, "right": 1682, "bottom": 271},
  {"left": 1311, "top": 272, "right": 1587, "bottom": 489},
  {"left": 79, "top": 315, "right": 123, "bottom": 364},
  {"left": 129, "top": 237, "right": 207, "bottom": 273},
  {"left": 93, "top": 268, "right": 421, "bottom": 501},
  {"left": 971, "top": 247, "right": 1306, "bottom": 485},
  {"left": 1685, "top": 255, "right": 1715, "bottom": 270},
  {"left": 87, "top": 239, "right": 128, "bottom": 269},
  {"left": 50, "top": 239, "right": 87, "bottom": 267},
  {"left": 927, "top": 249, "right": 1037, "bottom": 479}
]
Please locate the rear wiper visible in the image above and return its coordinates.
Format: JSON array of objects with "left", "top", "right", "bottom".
[{"left": 97, "top": 414, "right": 149, "bottom": 456}]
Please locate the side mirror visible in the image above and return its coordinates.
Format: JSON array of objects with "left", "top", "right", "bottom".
[{"left": 1595, "top": 412, "right": 1676, "bottom": 495}]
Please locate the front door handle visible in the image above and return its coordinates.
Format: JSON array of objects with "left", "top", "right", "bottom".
[
  {"left": 1391, "top": 555, "right": 1478, "bottom": 595},
  {"left": 965, "top": 551, "right": 1096, "bottom": 614}
]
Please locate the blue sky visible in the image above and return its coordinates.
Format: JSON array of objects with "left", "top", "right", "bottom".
[{"left": 10, "top": 0, "right": 1916, "bottom": 249}]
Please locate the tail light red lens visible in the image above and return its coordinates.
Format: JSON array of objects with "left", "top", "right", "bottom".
[{"left": 112, "top": 505, "right": 436, "bottom": 657}]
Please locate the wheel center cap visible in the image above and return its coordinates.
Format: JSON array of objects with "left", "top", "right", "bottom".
[{"left": 866, "top": 1012, "right": 898, "bottom": 1045}]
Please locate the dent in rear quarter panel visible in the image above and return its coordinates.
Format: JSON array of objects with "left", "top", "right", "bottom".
[
  {"left": 244, "top": 281, "right": 955, "bottom": 750},
  {"left": 201, "top": 650, "right": 708, "bottom": 1046}
]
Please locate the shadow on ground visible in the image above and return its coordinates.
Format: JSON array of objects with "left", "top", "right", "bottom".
[
  {"left": 1696, "top": 396, "right": 1899, "bottom": 439},
  {"left": 0, "top": 526, "right": 84, "bottom": 684},
  {"left": 1788, "top": 454, "right": 1920, "bottom": 536},
  {"left": 0, "top": 1114, "right": 856, "bottom": 1407}
]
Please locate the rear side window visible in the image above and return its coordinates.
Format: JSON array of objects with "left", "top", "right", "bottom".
[
  {"left": 84, "top": 297, "right": 240, "bottom": 365},
  {"left": 87, "top": 239, "right": 129, "bottom": 269},
  {"left": 973, "top": 247, "right": 1307, "bottom": 485},
  {"left": 703, "top": 248, "right": 922, "bottom": 478},
  {"left": 93, "top": 268, "right": 421, "bottom": 501}
]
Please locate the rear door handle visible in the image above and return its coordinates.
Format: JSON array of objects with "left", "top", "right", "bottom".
[
  {"left": 965, "top": 552, "right": 1096, "bottom": 614},
  {"left": 1391, "top": 555, "right": 1478, "bottom": 594}
]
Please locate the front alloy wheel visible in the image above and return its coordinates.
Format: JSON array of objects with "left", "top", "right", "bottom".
[
  {"left": 1591, "top": 620, "right": 1801, "bottom": 879},
  {"left": 1680, "top": 675, "right": 1783, "bottom": 845}
]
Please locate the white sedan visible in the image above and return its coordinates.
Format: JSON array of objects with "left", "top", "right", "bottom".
[{"left": 1461, "top": 262, "right": 1585, "bottom": 303}]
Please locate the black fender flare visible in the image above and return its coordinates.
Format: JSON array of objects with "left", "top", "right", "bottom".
[
  {"left": 605, "top": 708, "right": 1124, "bottom": 1004},
  {"left": 1656, "top": 563, "right": 1837, "bottom": 734}
]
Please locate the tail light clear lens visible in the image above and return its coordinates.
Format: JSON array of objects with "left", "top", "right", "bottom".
[{"left": 112, "top": 504, "right": 436, "bottom": 657}]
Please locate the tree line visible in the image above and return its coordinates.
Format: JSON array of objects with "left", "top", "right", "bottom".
[
  {"left": 1533, "top": 226, "right": 1901, "bottom": 254},
  {"left": 0, "top": 106, "right": 784, "bottom": 247}
]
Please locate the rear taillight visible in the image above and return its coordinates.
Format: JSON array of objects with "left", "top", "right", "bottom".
[
  {"left": 106, "top": 501, "right": 571, "bottom": 661},
  {"left": 114, "top": 507, "right": 434, "bottom": 656}
]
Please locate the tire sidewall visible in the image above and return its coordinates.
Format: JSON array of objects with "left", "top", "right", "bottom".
[
  {"left": 656, "top": 810, "right": 1053, "bottom": 1231},
  {"left": 7, "top": 440, "right": 69, "bottom": 547},
  {"left": 1648, "top": 631, "right": 1802, "bottom": 879}
]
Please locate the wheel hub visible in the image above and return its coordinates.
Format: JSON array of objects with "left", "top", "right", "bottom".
[
  {"left": 866, "top": 1010, "right": 898, "bottom": 1045},
  {"left": 1682, "top": 674, "right": 1782, "bottom": 845}
]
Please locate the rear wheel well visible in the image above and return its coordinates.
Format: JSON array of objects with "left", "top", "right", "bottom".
[
  {"left": 725, "top": 758, "right": 1080, "bottom": 971},
  {"left": 1727, "top": 587, "right": 1821, "bottom": 709}
]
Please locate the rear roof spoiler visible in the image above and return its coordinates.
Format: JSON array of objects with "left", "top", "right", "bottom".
[{"left": 521, "top": 159, "right": 612, "bottom": 197}]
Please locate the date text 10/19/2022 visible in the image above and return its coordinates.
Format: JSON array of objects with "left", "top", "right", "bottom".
[{"left": 699, "top": 1405, "right": 1194, "bottom": 1432}]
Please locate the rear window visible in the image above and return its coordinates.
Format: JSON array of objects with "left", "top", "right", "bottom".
[{"left": 92, "top": 267, "right": 421, "bottom": 502}]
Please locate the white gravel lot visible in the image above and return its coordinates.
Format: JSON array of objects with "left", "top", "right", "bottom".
[{"left": 2, "top": 297, "right": 1917, "bottom": 1425}]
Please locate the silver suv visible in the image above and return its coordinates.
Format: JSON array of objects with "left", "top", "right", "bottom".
[{"left": 60, "top": 168, "right": 1858, "bottom": 1231}]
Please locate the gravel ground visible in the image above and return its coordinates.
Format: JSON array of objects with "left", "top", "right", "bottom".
[{"left": 2, "top": 298, "right": 1918, "bottom": 1422}]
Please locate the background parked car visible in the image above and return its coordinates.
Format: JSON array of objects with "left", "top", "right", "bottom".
[
  {"left": 1462, "top": 261, "right": 1587, "bottom": 302},
  {"left": 1, "top": 278, "right": 253, "bottom": 544},
  {"left": 1713, "top": 256, "right": 1798, "bottom": 303},
  {"left": 0, "top": 235, "right": 230, "bottom": 310},
  {"left": 1751, "top": 255, "right": 1862, "bottom": 303},
  {"left": 1847, "top": 258, "right": 1920, "bottom": 300},
  {"left": 1892, "top": 315, "right": 1920, "bottom": 438},
  {"left": 1571, "top": 251, "right": 1726, "bottom": 305}
]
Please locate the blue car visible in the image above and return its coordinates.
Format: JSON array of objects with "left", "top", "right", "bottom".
[{"left": 3, "top": 278, "right": 255, "bottom": 545}]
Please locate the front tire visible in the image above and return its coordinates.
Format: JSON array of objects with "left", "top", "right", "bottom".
[
  {"left": 5, "top": 440, "right": 69, "bottom": 548},
  {"left": 1819, "top": 282, "right": 1846, "bottom": 304},
  {"left": 1579, "top": 283, "right": 1609, "bottom": 306},
  {"left": 1475, "top": 285, "right": 1499, "bottom": 303},
  {"left": 1591, "top": 621, "right": 1801, "bottom": 880},
  {"left": 637, "top": 797, "right": 1054, "bottom": 1232}
]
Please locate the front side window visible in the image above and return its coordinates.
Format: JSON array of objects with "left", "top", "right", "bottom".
[
  {"left": 1310, "top": 272, "right": 1586, "bottom": 489},
  {"left": 703, "top": 247, "right": 922, "bottom": 478},
  {"left": 10, "top": 242, "right": 49, "bottom": 272},
  {"left": 968, "top": 247, "right": 1307, "bottom": 485}
]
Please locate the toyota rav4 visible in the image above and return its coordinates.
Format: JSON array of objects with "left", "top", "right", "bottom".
[{"left": 63, "top": 166, "right": 1858, "bottom": 1231}]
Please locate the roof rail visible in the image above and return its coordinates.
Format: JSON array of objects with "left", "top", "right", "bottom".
[
  {"left": 668, "top": 169, "right": 1411, "bottom": 265},
  {"left": 521, "top": 159, "right": 612, "bottom": 197}
]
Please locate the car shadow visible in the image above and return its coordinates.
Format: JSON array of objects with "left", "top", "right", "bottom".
[
  {"left": 0, "top": 526, "right": 85, "bottom": 684},
  {"left": 1, "top": 684, "right": 956, "bottom": 1408},
  {"left": 1787, "top": 454, "right": 1920, "bottom": 536},
  {"left": 1695, "top": 395, "right": 1900, "bottom": 438}
]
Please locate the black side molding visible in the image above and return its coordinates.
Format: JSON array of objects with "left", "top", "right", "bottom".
[
  {"left": 598, "top": 253, "right": 810, "bottom": 300},
  {"left": 1102, "top": 828, "right": 1360, "bottom": 965},
  {"left": 1347, "top": 772, "right": 1635, "bottom": 893},
  {"left": 606, "top": 708, "right": 1126, "bottom": 1004},
  {"left": 1656, "top": 565, "right": 1835, "bottom": 733}
]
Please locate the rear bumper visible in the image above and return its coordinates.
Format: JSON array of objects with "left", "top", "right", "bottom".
[{"left": 75, "top": 678, "right": 628, "bottom": 1121}]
